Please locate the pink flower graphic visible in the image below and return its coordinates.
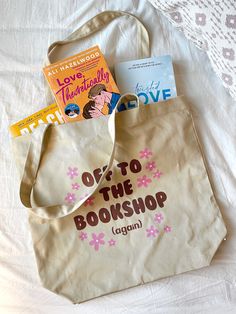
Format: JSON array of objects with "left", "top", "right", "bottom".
[
  {"left": 153, "top": 170, "right": 163, "bottom": 179},
  {"left": 79, "top": 232, "right": 87, "bottom": 241},
  {"left": 146, "top": 161, "right": 156, "bottom": 171},
  {"left": 89, "top": 233, "right": 105, "bottom": 251},
  {"left": 72, "top": 182, "right": 80, "bottom": 190},
  {"left": 108, "top": 239, "right": 116, "bottom": 246},
  {"left": 84, "top": 196, "right": 95, "bottom": 206},
  {"left": 154, "top": 213, "right": 164, "bottom": 224},
  {"left": 139, "top": 148, "right": 153, "bottom": 159},
  {"left": 65, "top": 192, "right": 76, "bottom": 204},
  {"left": 137, "top": 175, "right": 152, "bottom": 187},
  {"left": 67, "top": 167, "right": 79, "bottom": 179},
  {"left": 164, "top": 225, "right": 172, "bottom": 233},
  {"left": 146, "top": 226, "right": 159, "bottom": 238}
]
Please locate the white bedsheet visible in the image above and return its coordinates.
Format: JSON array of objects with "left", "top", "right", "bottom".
[{"left": 1, "top": 0, "right": 236, "bottom": 313}]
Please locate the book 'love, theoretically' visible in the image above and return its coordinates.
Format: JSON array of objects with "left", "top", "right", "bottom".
[{"left": 43, "top": 46, "right": 120, "bottom": 123}]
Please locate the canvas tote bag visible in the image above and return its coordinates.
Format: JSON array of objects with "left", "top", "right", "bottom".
[{"left": 13, "top": 11, "right": 227, "bottom": 303}]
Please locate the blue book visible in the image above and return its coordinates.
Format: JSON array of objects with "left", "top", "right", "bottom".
[{"left": 114, "top": 55, "right": 177, "bottom": 106}]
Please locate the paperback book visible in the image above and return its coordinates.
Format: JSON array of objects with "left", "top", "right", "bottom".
[
  {"left": 114, "top": 55, "right": 177, "bottom": 107},
  {"left": 9, "top": 103, "right": 64, "bottom": 137},
  {"left": 43, "top": 46, "right": 120, "bottom": 122}
]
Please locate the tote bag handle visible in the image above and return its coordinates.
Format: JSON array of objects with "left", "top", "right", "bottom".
[
  {"left": 46, "top": 10, "right": 150, "bottom": 64},
  {"left": 19, "top": 94, "right": 139, "bottom": 219},
  {"left": 44, "top": 10, "right": 150, "bottom": 103},
  {"left": 20, "top": 11, "right": 149, "bottom": 219}
]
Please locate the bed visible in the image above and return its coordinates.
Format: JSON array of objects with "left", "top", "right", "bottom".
[{"left": 1, "top": 0, "right": 236, "bottom": 313}]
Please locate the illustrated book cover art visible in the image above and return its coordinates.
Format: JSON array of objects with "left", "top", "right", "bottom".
[{"left": 43, "top": 46, "right": 120, "bottom": 123}]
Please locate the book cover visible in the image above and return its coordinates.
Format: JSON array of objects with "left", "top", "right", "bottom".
[
  {"left": 9, "top": 103, "right": 64, "bottom": 137},
  {"left": 43, "top": 46, "right": 120, "bottom": 122},
  {"left": 114, "top": 55, "right": 177, "bottom": 106}
]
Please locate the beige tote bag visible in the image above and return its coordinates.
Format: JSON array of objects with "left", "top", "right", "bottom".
[{"left": 13, "top": 11, "right": 227, "bottom": 303}]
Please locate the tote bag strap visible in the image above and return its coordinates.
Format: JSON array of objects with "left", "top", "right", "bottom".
[
  {"left": 44, "top": 10, "right": 150, "bottom": 103},
  {"left": 46, "top": 10, "right": 150, "bottom": 65},
  {"left": 20, "top": 10, "right": 149, "bottom": 219},
  {"left": 20, "top": 94, "right": 140, "bottom": 219}
]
